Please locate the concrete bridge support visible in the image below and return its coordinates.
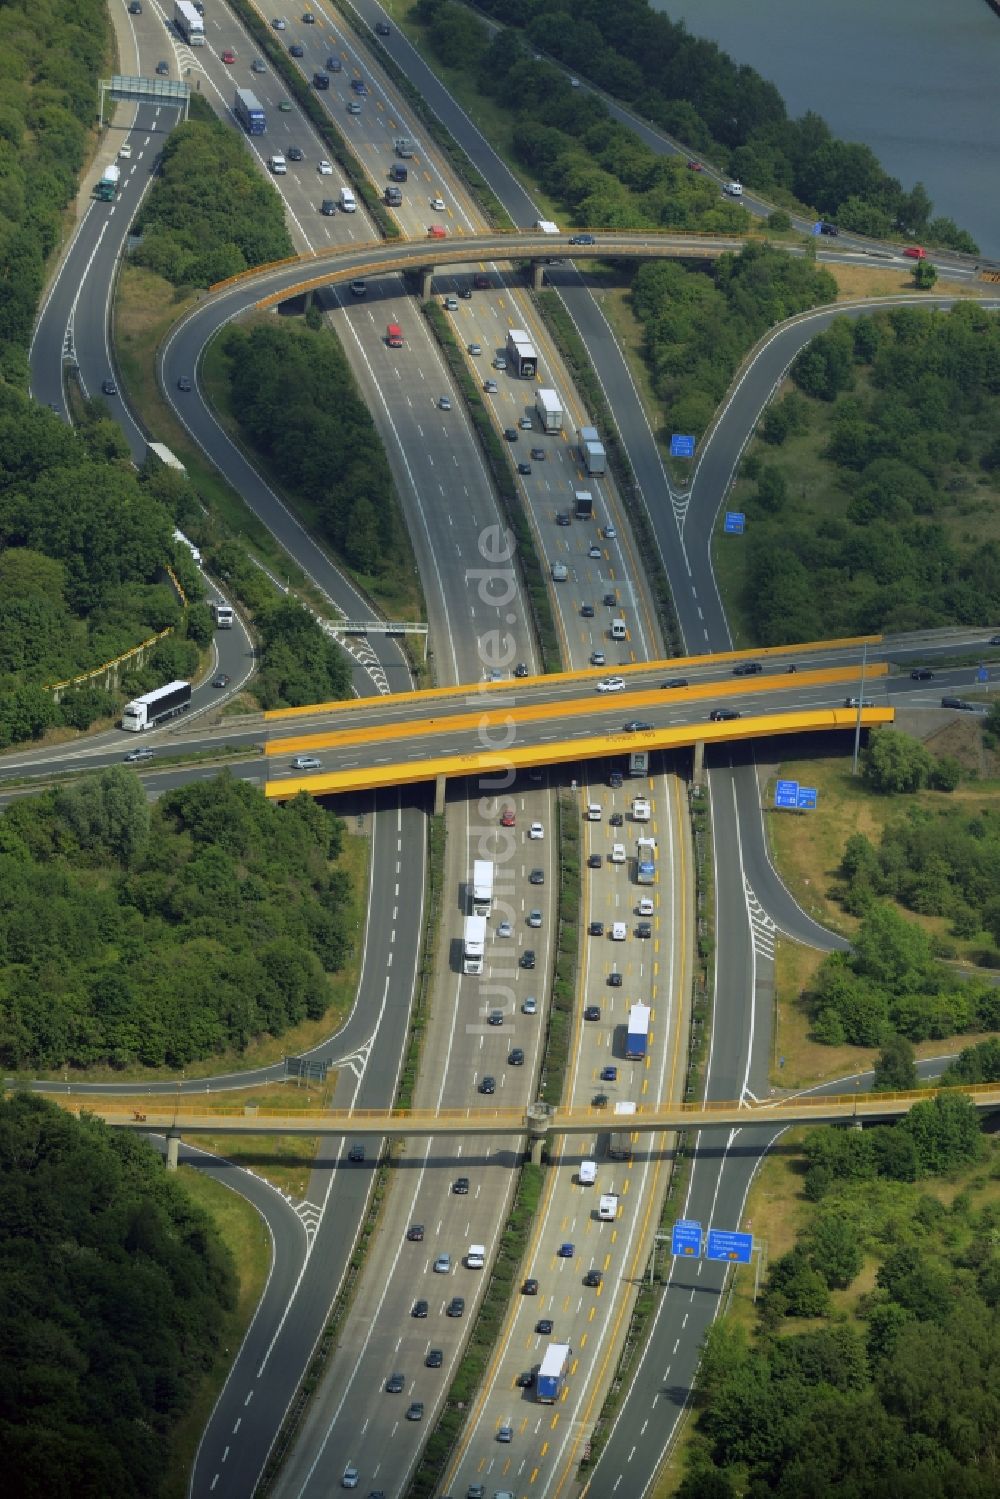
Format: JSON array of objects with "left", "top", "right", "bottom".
[
  {"left": 421, "top": 268, "right": 434, "bottom": 302},
  {"left": 434, "top": 774, "right": 447, "bottom": 816},
  {"left": 693, "top": 739, "right": 705, "bottom": 785},
  {"left": 165, "top": 1131, "right": 180, "bottom": 1171},
  {"left": 526, "top": 1101, "right": 553, "bottom": 1165},
  {"left": 532, "top": 262, "right": 546, "bottom": 291}
]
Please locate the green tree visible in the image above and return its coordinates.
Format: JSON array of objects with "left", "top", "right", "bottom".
[
  {"left": 862, "top": 729, "right": 933, "bottom": 793},
  {"left": 899, "top": 1092, "right": 984, "bottom": 1175},
  {"left": 873, "top": 1034, "right": 918, "bottom": 1092},
  {"left": 807, "top": 1210, "right": 864, "bottom": 1289},
  {"left": 913, "top": 258, "right": 939, "bottom": 290}
]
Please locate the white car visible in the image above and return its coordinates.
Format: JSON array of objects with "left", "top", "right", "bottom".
[
  {"left": 118, "top": 143, "right": 132, "bottom": 159},
  {"left": 529, "top": 822, "right": 544, "bottom": 840},
  {"left": 610, "top": 843, "right": 626, "bottom": 864},
  {"left": 341, "top": 1466, "right": 358, "bottom": 1490},
  {"left": 317, "top": 158, "right": 333, "bottom": 174},
  {"left": 438, "top": 395, "right": 452, "bottom": 410},
  {"left": 522, "top": 997, "right": 537, "bottom": 1015},
  {"left": 596, "top": 677, "right": 626, "bottom": 693},
  {"left": 590, "top": 651, "right": 605, "bottom": 666},
  {"left": 430, "top": 195, "right": 446, "bottom": 211},
  {"left": 497, "top": 921, "right": 513, "bottom": 938},
  {"left": 610, "top": 921, "right": 627, "bottom": 941},
  {"left": 603, "top": 524, "right": 616, "bottom": 540},
  {"left": 588, "top": 544, "right": 602, "bottom": 559}
]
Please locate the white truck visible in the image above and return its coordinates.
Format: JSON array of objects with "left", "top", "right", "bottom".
[
  {"left": 598, "top": 1193, "right": 619, "bottom": 1221},
  {"left": 340, "top": 186, "right": 357, "bottom": 212},
  {"left": 535, "top": 387, "right": 563, "bottom": 432},
  {"left": 211, "top": 601, "right": 234, "bottom": 629},
  {"left": 463, "top": 914, "right": 487, "bottom": 975},
  {"left": 505, "top": 328, "right": 537, "bottom": 377},
  {"left": 578, "top": 424, "right": 607, "bottom": 476},
  {"left": 631, "top": 795, "right": 650, "bottom": 822},
  {"left": 472, "top": 860, "right": 494, "bottom": 916},
  {"left": 609, "top": 1101, "right": 636, "bottom": 1160},
  {"left": 174, "top": 0, "right": 205, "bottom": 44}
]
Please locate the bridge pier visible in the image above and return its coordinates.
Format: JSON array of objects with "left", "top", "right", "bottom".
[
  {"left": 692, "top": 739, "right": 705, "bottom": 784},
  {"left": 526, "top": 1100, "right": 553, "bottom": 1165},
  {"left": 420, "top": 268, "right": 434, "bottom": 302},
  {"left": 532, "top": 262, "right": 546, "bottom": 291},
  {"left": 434, "top": 773, "right": 447, "bottom": 815},
  {"left": 165, "top": 1131, "right": 180, "bottom": 1171}
]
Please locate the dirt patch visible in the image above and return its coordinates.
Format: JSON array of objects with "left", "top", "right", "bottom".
[{"left": 827, "top": 263, "right": 978, "bottom": 302}]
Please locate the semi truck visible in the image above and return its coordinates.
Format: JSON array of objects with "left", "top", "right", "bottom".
[
  {"left": 121, "top": 680, "right": 192, "bottom": 732},
  {"left": 578, "top": 424, "right": 607, "bottom": 476},
  {"left": 535, "top": 388, "right": 563, "bottom": 432},
  {"left": 174, "top": 0, "right": 205, "bottom": 44},
  {"left": 637, "top": 836, "right": 656, "bottom": 885},
  {"left": 211, "top": 601, "right": 234, "bottom": 629},
  {"left": 463, "top": 914, "right": 487, "bottom": 975},
  {"left": 573, "top": 490, "right": 593, "bottom": 520},
  {"left": 96, "top": 165, "right": 120, "bottom": 201},
  {"left": 537, "top": 1343, "right": 572, "bottom": 1403},
  {"left": 609, "top": 1101, "right": 636, "bottom": 1160},
  {"left": 472, "top": 860, "right": 494, "bottom": 916},
  {"left": 505, "top": 328, "right": 537, "bottom": 378},
  {"left": 234, "top": 88, "right": 266, "bottom": 135},
  {"left": 628, "top": 751, "right": 648, "bottom": 777},
  {"left": 625, "top": 1003, "right": 651, "bottom": 1060}
]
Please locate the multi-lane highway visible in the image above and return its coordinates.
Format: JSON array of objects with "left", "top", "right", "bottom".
[{"left": 20, "top": 3, "right": 1000, "bottom": 1498}]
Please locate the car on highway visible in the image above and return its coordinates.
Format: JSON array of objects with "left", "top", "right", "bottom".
[
  {"left": 710, "top": 708, "right": 740, "bottom": 721},
  {"left": 687, "top": 159, "right": 703, "bottom": 170},
  {"left": 603, "top": 524, "right": 617, "bottom": 540},
  {"left": 529, "top": 867, "right": 544, "bottom": 884},
  {"left": 341, "top": 1466, "right": 358, "bottom": 1489},
  {"left": 588, "top": 917, "right": 604, "bottom": 932},
  {"left": 348, "top": 1143, "right": 365, "bottom": 1162},
  {"left": 289, "top": 42, "right": 304, "bottom": 57},
  {"left": 584, "top": 1005, "right": 601, "bottom": 1021},
  {"left": 272, "top": 16, "right": 286, "bottom": 27},
  {"left": 514, "top": 662, "right": 529, "bottom": 677},
  {"left": 601, "top": 1065, "right": 618, "bottom": 1081},
  {"left": 155, "top": 59, "right": 169, "bottom": 73},
  {"left": 508, "top": 1047, "right": 524, "bottom": 1066},
  {"left": 622, "top": 720, "right": 652, "bottom": 732},
  {"left": 426, "top": 1348, "right": 443, "bottom": 1367},
  {"left": 493, "top": 353, "right": 507, "bottom": 369},
  {"left": 521, "top": 950, "right": 536, "bottom": 969},
  {"left": 637, "top": 920, "right": 652, "bottom": 938},
  {"left": 483, "top": 378, "right": 498, "bottom": 393},
  {"left": 592, "top": 1093, "right": 608, "bottom": 1110},
  {"left": 411, "top": 1299, "right": 428, "bottom": 1317},
  {"left": 317, "top": 158, "right": 333, "bottom": 174},
  {"left": 442, "top": 295, "right": 458, "bottom": 310},
  {"left": 406, "top": 1401, "right": 424, "bottom": 1421},
  {"left": 609, "top": 811, "right": 623, "bottom": 826},
  {"left": 211, "top": 674, "right": 231, "bottom": 688},
  {"left": 990, "top": 635, "right": 1000, "bottom": 646},
  {"left": 558, "top": 1242, "right": 575, "bottom": 1257},
  {"left": 942, "top": 696, "right": 976, "bottom": 710},
  {"left": 516, "top": 1370, "right": 535, "bottom": 1388},
  {"left": 347, "top": 100, "right": 362, "bottom": 114},
  {"left": 556, "top": 512, "right": 571, "bottom": 527},
  {"left": 504, "top": 427, "right": 518, "bottom": 441},
  {"left": 376, "top": 19, "right": 391, "bottom": 35},
  {"left": 252, "top": 58, "right": 266, "bottom": 72},
  {"left": 607, "top": 970, "right": 622, "bottom": 987},
  {"left": 177, "top": 376, "right": 192, "bottom": 391},
  {"left": 118, "top": 143, "right": 132, "bottom": 160},
  {"left": 497, "top": 1423, "right": 513, "bottom": 1442},
  {"left": 278, "top": 100, "right": 292, "bottom": 111},
  {"left": 583, "top": 1269, "right": 603, "bottom": 1287},
  {"left": 302, "top": 9, "right": 316, "bottom": 20},
  {"left": 611, "top": 842, "right": 626, "bottom": 863},
  {"left": 527, "top": 909, "right": 542, "bottom": 928},
  {"left": 609, "top": 770, "right": 623, "bottom": 787},
  {"left": 406, "top": 1223, "right": 424, "bottom": 1241},
  {"left": 500, "top": 807, "right": 515, "bottom": 826},
  {"left": 438, "top": 395, "right": 452, "bottom": 410},
  {"left": 433, "top": 1253, "right": 451, "bottom": 1273},
  {"left": 603, "top": 592, "right": 618, "bottom": 607},
  {"left": 910, "top": 667, "right": 933, "bottom": 680},
  {"left": 480, "top": 1075, "right": 496, "bottom": 1094},
  {"left": 590, "top": 650, "right": 606, "bottom": 666},
  {"left": 662, "top": 678, "right": 689, "bottom": 688},
  {"left": 221, "top": 48, "right": 236, "bottom": 63},
  {"left": 101, "top": 379, "right": 117, "bottom": 396},
  {"left": 287, "top": 145, "right": 303, "bottom": 161},
  {"left": 522, "top": 1278, "right": 539, "bottom": 1295},
  {"left": 844, "top": 697, "right": 875, "bottom": 708},
  {"left": 580, "top": 602, "right": 595, "bottom": 618},
  {"left": 128, "top": 1, "right": 141, "bottom": 11},
  {"left": 430, "top": 196, "right": 446, "bottom": 211},
  {"left": 446, "top": 1297, "right": 465, "bottom": 1317},
  {"left": 291, "top": 755, "right": 321, "bottom": 770},
  {"left": 519, "top": 415, "right": 533, "bottom": 430},
  {"left": 488, "top": 1009, "right": 504, "bottom": 1025},
  {"left": 385, "top": 1372, "right": 405, "bottom": 1393},
  {"left": 321, "top": 199, "right": 336, "bottom": 216},
  {"left": 517, "top": 461, "right": 532, "bottom": 475},
  {"left": 496, "top": 920, "right": 512, "bottom": 939},
  {"left": 904, "top": 245, "right": 926, "bottom": 259},
  {"left": 570, "top": 233, "right": 596, "bottom": 244},
  {"left": 349, "top": 279, "right": 367, "bottom": 296},
  {"left": 732, "top": 661, "right": 762, "bottom": 675},
  {"left": 531, "top": 447, "right": 546, "bottom": 460},
  {"left": 596, "top": 676, "right": 626, "bottom": 692},
  {"left": 327, "top": 54, "right": 342, "bottom": 70},
  {"left": 467, "top": 341, "right": 482, "bottom": 355},
  {"left": 124, "top": 746, "right": 154, "bottom": 764},
  {"left": 529, "top": 822, "right": 544, "bottom": 839}
]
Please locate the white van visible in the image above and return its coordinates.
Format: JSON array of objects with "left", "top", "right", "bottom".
[
  {"left": 340, "top": 186, "right": 357, "bottom": 212},
  {"left": 638, "top": 897, "right": 654, "bottom": 917},
  {"left": 551, "top": 562, "right": 568, "bottom": 582},
  {"left": 632, "top": 796, "right": 650, "bottom": 822},
  {"left": 579, "top": 1160, "right": 597, "bottom": 1185},
  {"left": 586, "top": 802, "right": 602, "bottom": 821},
  {"left": 466, "top": 1243, "right": 485, "bottom": 1269},
  {"left": 610, "top": 843, "right": 626, "bottom": 864},
  {"left": 598, "top": 1193, "right": 619, "bottom": 1221},
  {"left": 610, "top": 921, "right": 627, "bottom": 941},
  {"left": 724, "top": 180, "right": 743, "bottom": 197},
  {"left": 269, "top": 153, "right": 287, "bottom": 175},
  {"left": 610, "top": 619, "right": 627, "bottom": 640}
]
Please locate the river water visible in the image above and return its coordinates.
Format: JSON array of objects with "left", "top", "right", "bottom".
[{"left": 651, "top": 0, "right": 1000, "bottom": 257}]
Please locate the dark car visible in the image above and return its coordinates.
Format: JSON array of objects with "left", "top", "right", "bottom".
[
  {"left": 348, "top": 1143, "right": 365, "bottom": 1162},
  {"left": 710, "top": 708, "right": 741, "bottom": 721},
  {"left": 155, "top": 59, "right": 169, "bottom": 74},
  {"left": 530, "top": 868, "right": 544, "bottom": 884},
  {"left": 607, "top": 971, "right": 622, "bottom": 988},
  {"left": 211, "top": 674, "right": 231, "bottom": 689},
  {"left": 327, "top": 55, "right": 343, "bottom": 70},
  {"left": 592, "top": 1093, "right": 608, "bottom": 1109},
  {"left": 600, "top": 1065, "right": 618, "bottom": 1081},
  {"left": 128, "top": 1, "right": 142, "bottom": 11},
  {"left": 302, "top": 9, "right": 316, "bottom": 19},
  {"left": 819, "top": 221, "right": 840, "bottom": 236},
  {"left": 459, "top": 286, "right": 473, "bottom": 298},
  {"left": 412, "top": 1299, "right": 428, "bottom": 1317},
  {"left": 636, "top": 921, "right": 652, "bottom": 938},
  {"left": 583, "top": 1269, "right": 603, "bottom": 1287},
  {"left": 589, "top": 919, "right": 604, "bottom": 935},
  {"left": 587, "top": 855, "right": 602, "bottom": 871},
  {"left": 662, "top": 678, "right": 689, "bottom": 689},
  {"left": 516, "top": 1370, "right": 536, "bottom": 1388},
  {"left": 584, "top": 1005, "right": 601, "bottom": 1021},
  {"left": 556, "top": 512, "right": 571, "bottom": 526},
  {"left": 522, "top": 1278, "right": 539, "bottom": 1295},
  {"left": 447, "top": 1297, "right": 465, "bottom": 1317},
  {"left": 603, "top": 593, "right": 618, "bottom": 607},
  {"left": 581, "top": 603, "right": 595, "bottom": 618},
  {"left": 515, "top": 663, "right": 529, "bottom": 678},
  {"left": 425, "top": 1348, "right": 443, "bottom": 1368},
  {"left": 101, "top": 379, "right": 117, "bottom": 396},
  {"left": 289, "top": 42, "right": 304, "bottom": 57},
  {"left": 990, "top": 635, "right": 1000, "bottom": 646},
  {"left": 521, "top": 950, "right": 536, "bottom": 969},
  {"left": 570, "top": 234, "right": 596, "bottom": 245},
  {"left": 480, "top": 1075, "right": 496, "bottom": 1094},
  {"left": 177, "top": 376, "right": 192, "bottom": 391},
  {"left": 531, "top": 447, "right": 546, "bottom": 461},
  {"left": 287, "top": 145, "right": 304, "bottom": 161},
  {"left": 453, "top": 1175, "right": 470, "bottom": 1194},
  {"left": 406, "top": 1401, "right": 424, "bottom": 1421},
  {"left": 386, "top": 1372, "right": 405, "bottom": 1394},
  {"left": 508, "top": 1047, "right": 525, "bottom": 1066},
  {"left": 622, "top": 720, "right": 652, "bottom": 733},
  {"left": 941, "top": 696, "right": 974, "bottom": 710},
  {"left": 732, "top": 661, "right": 763, "bottom": 676},
  {"left": 406, "top": 1223, "right": 424, "bottom": 1241},
  {"left": 376, "top": 19, "right": 391, "bottom": 35},
  {"left": 517, "top": 461, "right": 532, "bottom": 475},
  {"left": 313, "top": 72, "right": 329, "bottom": 89},
  {"left": 609, "top": 770, "right": 623, "bottom": 788},
  {"left": 910, "top": 667, "right": 933, "bottom": 680},
  {"left": 504, "top": 428, "right": 518, "bottom": 442},
  {"left": 609, "top": 812, "right": 623, "bottom": 826},
  {"left": 321, "top": 199, "right": 336, "bottom": 216}
]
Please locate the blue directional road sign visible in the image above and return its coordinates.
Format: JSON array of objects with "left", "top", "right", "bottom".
[
  {"left": 977, "top": 665, "right": 989, "bottom": 683},
  {"left": 812, "top": 221, "right": 824, "bottom": 235},
  {"left": 724, "top": 512, "right": 745, "bottom": 535},
  {"left": 672, "top": 1220, "right": 703, "bottom": 1257},
  {"left": 706, "top": 1228, "right": 753, "bottom": 1264},
  {"left": 797, "top": 786, "right": 818, "bottom": 809},
  {"left": 775, "top": 778, "right": 799, "bottom": 808},
  {"left": 670, "top": 433, "right": 696, "bottom": 458}
]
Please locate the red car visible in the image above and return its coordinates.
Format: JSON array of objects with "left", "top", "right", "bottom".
[
  {"left": 500, "top": 808, "right": 515, "bottom": 828},
  {"left": 686, "top": 159, "right": 703, "bottom": 171},
  {"left": 473, "top": 273, "right": 491, "bottom": 289},
  {"left": 903, "top": 245, "right": 926, "bottom": 259},
  {"left": 221, "top": 48, "right": 236, "bottom": 63}
]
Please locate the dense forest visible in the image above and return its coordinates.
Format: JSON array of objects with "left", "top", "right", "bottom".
[
  {"left": 679, "top": 1093, "right": 1000, "bottom": 1499},
  {"left": 222, "top": 320, "right": 412, "bottom": 584},
  {"left": 734, "top": 304, "right": 1000, "bottom": 642},
  {"left": 132, "top": 98, "right": 293, "bottom": 287},
  {"left": 452, "top": 0, "right": 975, "bottom": 251},
  {"left": 0, "top": 1093, "right": 234, "bottom": 1499},
  {"left": 0, "top": 773, "right": 352, "bottom": 1071}
]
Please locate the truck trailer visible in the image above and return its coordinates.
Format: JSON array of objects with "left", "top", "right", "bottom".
[
  {"left": 472, "top": 860, "right": 494, "bottom": 916},
  {"left": 573, "top": 490, "right": 594, "bottom": 520},
  {"left": 463, "top": 914, "right": 487, "bottom": 975},
  {"left": 537, "top": 1343, "right": 572, "bottom": 1403},
  {"left": 578, "top": 424, "right": 607, "bottom": 476},
  {"left": 535, "top": 388, "right": 563, "bottom": 432},
  {"left": 637, "top": 836, "right": 656, "bottom": 884},
  {"left": 211, "top": 601, "right": 234, "bottom": 629},
  {"left": 505, "top": 328, "right": 537, "bottom": 378},
  {"left": 609, "top": 1101, "right": 636, "bottom": 1160},
  {"left": 174, "top": 0, "right": 205, "bottom": 44},
  {"left": 121, "top": 680, "right": 192, "bottom": 732},
  {"left": 96, "top": 165, "right": 120, "bottom": 201},
  {"left": 625, "top": 1003, "right": 651, "bottom": 1060},
  {"left": 234, "top": 88, "right": 266, "bottom": 135}
]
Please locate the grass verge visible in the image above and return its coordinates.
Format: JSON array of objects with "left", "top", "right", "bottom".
[
  {"left": 422, "top": 299, "right": 561, "bottom": 671},
  {"left": 539, "top": 789, "right": 581, "bottom": 1106},
  {"left": 397, "top": 814, "right": 446, "bottom": 1110},
  {"left": 410, "top": 1162, "right": 544, "bottom": 1497}
]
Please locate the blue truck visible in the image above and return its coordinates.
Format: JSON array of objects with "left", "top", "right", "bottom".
[
  {"left": 537, "top": 1343, "right": 571, "bottom": 1403},
  {"left": 625, "top": 1003, "right": 650, "bottom": 1060},
  {"left": 233, "top": 88, "right": 266, "bottom": 135}
]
